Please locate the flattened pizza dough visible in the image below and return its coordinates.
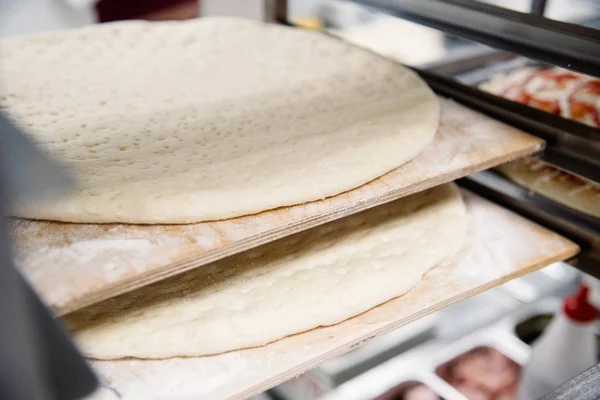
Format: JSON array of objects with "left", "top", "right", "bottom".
[
  {"left": 65, "top": 183, "right": 466, "bottom": 359},
  {"left": 0, "top": 17, "right": 438, "bottom": 223}
]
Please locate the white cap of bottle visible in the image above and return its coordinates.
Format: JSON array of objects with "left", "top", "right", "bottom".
[{"left": 517, "top": 284, "right": 597, "bottom": 400}]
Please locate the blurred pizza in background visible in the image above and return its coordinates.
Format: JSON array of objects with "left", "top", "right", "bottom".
[
  {"left": 480, "top": 66, "right": 600, "bottom": 218},
  {"left": 480, "top": 66, "right": 599, "bottom": 127}
]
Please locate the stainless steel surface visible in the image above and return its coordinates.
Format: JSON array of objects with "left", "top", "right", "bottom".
[{"left": 530, "top": 0, "right": 547, "bottom": 15}]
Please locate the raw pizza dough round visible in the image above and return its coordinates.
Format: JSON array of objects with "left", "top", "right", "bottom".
[
  {"left": 0, "top": 17, "right": 439, "bottom": 223},
  {"left": 65, "top": 183, "right": 466, "bottom": 359}
]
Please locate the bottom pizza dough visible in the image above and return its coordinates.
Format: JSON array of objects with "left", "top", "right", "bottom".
[{"left": 65, "top": 183, "right": 466, "bottom": 359}]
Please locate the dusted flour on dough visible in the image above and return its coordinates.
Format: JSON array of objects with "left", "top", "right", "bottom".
[
  {"left": 0, "top": 17, "right": 438, "bottom": 223},
  {"left": 65, "top": 183, "right": 466, "bottom": 359}
]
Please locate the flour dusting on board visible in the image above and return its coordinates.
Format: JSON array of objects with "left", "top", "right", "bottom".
[
  {"left": 10, "top": 218, "right": 225, "bottom": 309},
  {"left": 453, "top": 191, "right": 568, "bottom": 282},
  {"left": 435, "top": 100, "right": 543, "bottom": 167},
  {"left": 71, "top": 239, "right": 153, "bottom": 255}
]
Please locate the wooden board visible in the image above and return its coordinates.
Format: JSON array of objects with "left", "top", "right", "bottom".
[
  {"left": 86, "top": 191, "right": 578, "bottom": 400},
  {"left": 11, "top": 99, "right": 545, "bottom": 316}
]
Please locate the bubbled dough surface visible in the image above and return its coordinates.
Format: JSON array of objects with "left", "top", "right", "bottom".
[
  {"left": 66, "top": 183, "right": 466, "bottom": 359},
  {"left": 0, "top": 17, "right": 439, "bottom": 223}
]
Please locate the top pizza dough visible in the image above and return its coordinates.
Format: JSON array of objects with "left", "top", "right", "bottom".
[{"left": 0, "top": 17, "right": 439, "bottom": 223}]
